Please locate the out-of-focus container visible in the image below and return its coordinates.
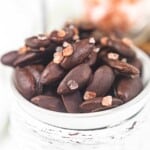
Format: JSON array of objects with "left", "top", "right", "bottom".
[{"left": 9, "top": 47, "right": 150, "bottom": 150}]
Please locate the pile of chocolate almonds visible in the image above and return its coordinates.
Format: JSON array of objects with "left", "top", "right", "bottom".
[{"left": 1, "top": 22, "right": 143, "bottom": 113}]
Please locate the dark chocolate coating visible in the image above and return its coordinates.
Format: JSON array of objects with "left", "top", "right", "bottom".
[
  {"left": 102, "top": 38, "right": 136, "bottom": 58},
  {"left": 80, "top": 97, "right": 123, "bottom": 112},
  {"left": 25, "top": 35, "right": 50, "bottom": 48},
  {"left": 31, "top": 95, "right": 66, "bottom": 112},
  {"left": 13, "top": 51, "right": 52, "bottom": 67},
  {"left": 115, "top": 77, "right": 143, "bottom": 102},
  {"left": 14, "top": 67, "right": 36, "bottom": 99},
  {"left": 84, "top": 51, "right": 97, "bottom": 66},
  {"left": 99, "top": 51, "right": 140, "bottom": 77},
  {"left": 57, "top": 64, "right": 92, "bottom": 94},
  {"left": 26, "top": 65, "right": 44, "bottom": 95},
  {"left": 40, "top": 62, "right": 65, "bottom": 85},
  {"left": 49, "top": 27, "right": 77, "bottom": 44},
  {"left": 61, "top": 91, "right": 83, "bottom": 113},
  {"left": 1, "top": 51, "right": 19, "bottom": 67},
  {"left": 61, "top": 39, "right": 95, "bottom": 69},
  {"left": 85, "top": 65, "right": 115, "bottom": 97},
  {"left": 128, "top": 57, "right": 142, "bottom": 73}
]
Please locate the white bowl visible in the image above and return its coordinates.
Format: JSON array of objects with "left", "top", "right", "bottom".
[
  {"left": 10, "top": 46, "right": 150, "bottom": 130},
  {"left": 9, "top": 46, "right": 150, "bottom": 150}
]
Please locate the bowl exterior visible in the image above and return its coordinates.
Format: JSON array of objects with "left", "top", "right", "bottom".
[{"left": 9, "top": 47, "right": 150, "bottom": 150}]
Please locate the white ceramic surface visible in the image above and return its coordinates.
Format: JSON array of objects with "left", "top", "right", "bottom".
[{"left": 8, "top": 46, "right": 150, "bottom": 150}]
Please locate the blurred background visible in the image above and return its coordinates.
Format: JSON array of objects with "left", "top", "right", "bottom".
[
  {"left": 0, "top": 0, "right": 150, "bottom": 55},
  {"left": 0, "top": 0, "right": 150, "bottom": 149}
]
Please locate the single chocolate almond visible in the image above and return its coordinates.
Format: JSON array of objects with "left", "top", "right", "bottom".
[
  {"left": 40, "top": 62, "right": 65, "bottom": 85},
  {"left": 80, "top": 96, "right": 123, "bottom": 112},
  {"left": 57, "top": 64, "right": 92, "bottom": 94},
  {"left": 1, "top": 51, "right": 19, "bottom": 67},
  {"left": 101, "top": 37, "right": 136, "bottom": 58},
  {"left": 14, "top": 67, "right": 36, "bottom": 99},
  {"left": 31, "top": 95, "right": 66, "bottom": 112},
  {"left": 115, "top": 77, "right": 143, "bottom": 102},
  {"left": 13, "top": 52, "right": 39, "bottom": 67},
  {"left": 107, "top": 60, "right": 140, "bottom": 78},
  {"left": 25, "top": 34, "right": 50, "bottom": 48},
  {"left": 80, "top": 97, "right": 103, "bottom": 112},
  {"left": 13, "top": 51, "right": 52, "bottom": 67},
  {"left": 50, "top": 27, "right": 78, "bottom": 44},
  {"left": 84, "top": 65, "right": 115, "bottom": 100},
  {"left": 99, "top": 51, "right": 140, "bottom": 77},
  {"left": 61, "top": 39, "right": 95, "bottom": 69},
  {"left": 92, "top": 97, "right": 123, "bottom": 112}
]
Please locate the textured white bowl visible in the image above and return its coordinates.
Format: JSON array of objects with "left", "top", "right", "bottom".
[
  {"left": 9, "top": 46, "right": 150, "bottom": 150},
  {"left": 10, "top": 46, "right": 150, "bottom": 130}
]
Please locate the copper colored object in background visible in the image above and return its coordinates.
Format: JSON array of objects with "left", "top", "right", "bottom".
[
  {"left": 138, "top": 41, "right": 150, "bottom": 56},
  {"left": 84, "top": 0, "right": 141, "bottom": 33}
]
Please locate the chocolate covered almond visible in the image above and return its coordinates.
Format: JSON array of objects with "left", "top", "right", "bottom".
[
  {"left": 1, "top": 51, "right": 19, "bottom": 67},
  {"left": 31, "top": 95, "right": 66, "bottom": 112},
  {"left": 115, "top": 77, "right": 143, "bottom": 102},
  {"left": 108, "top": 60, "right": 140, "bottom": 78},
  {"left": 57, "top": 64, "right": 92, "bottom": 94},
  {"left": 99, "top": 51, "right": 140, "bottom": 77},
  {"left": 92, "top": 97, "right": 123, "bottom": 112},
  {"left": 80, "top": 96, "right": 123, "bottom": 112},
  {"left": 50, "top": 26, "right": 78, "bottom": 44},
  {"left": 61, "top": 39, "right": 95, "bottom": 69},
  {"left": 13, "top": 51, "right": 52, "bottom": 67},
  {"left": 25, "top": 34, "right": 50, "bottom": 49},
  {"left": 13, "top": 52, "right": 39, "bottom": 67},
  {"left": 101, "top": 37, "right": 136, "bottom": 58},
  {"left": 14, "top": 67, "right": 36, "bottom": 99},
  {"left": 80, "top": 97, "right": 103, "bottom": 112},
  {"left": 84, "top": 65, "right": 115, "bottom": 100},
  {"left": 40, "top": 62, "right": 65, "bottom": 85}
]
